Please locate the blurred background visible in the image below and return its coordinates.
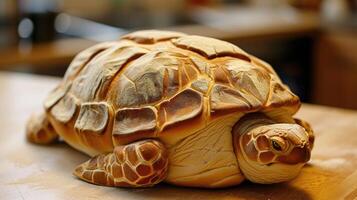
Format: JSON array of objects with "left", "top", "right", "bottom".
[{"left": 0, "top": 0, "right": 356, "bottom": 109}]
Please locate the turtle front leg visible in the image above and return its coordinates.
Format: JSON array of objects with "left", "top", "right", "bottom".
[
  {"left": 26, "top": 112, "right": 59, "bottom": 144},
  {"left": 73, "top": 139, "right": 168, "bottom": 187}
]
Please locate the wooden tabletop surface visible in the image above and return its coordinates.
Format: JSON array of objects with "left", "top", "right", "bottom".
[{"left": 0, "top": 72, "right": 356, "bottom": 200}]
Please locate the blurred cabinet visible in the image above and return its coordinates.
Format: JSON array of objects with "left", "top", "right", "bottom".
[
  {"left": 313, "top": 31, "right": 357, "bottom": 109},
  {"left": 0, "top": 0, "right": 18, "bottom": 47}
]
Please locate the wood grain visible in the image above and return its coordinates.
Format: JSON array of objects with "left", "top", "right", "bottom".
[{"left": 0, "top": 72, "right": 356, "bottom": 200}]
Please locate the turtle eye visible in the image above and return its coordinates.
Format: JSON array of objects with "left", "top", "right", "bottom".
[{"left": 272, "top": 140, "right": 282, "bottom": 151}]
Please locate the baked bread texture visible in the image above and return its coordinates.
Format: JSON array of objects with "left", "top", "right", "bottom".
[{"left": 26, "top": 30, "right": 314, "bottom": 188}]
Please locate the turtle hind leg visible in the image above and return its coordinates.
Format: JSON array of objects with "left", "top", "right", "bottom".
[
  {"left": 74, "top": 139, "right": 168, "bottom": 187},
  {"left": 26, "top": 112, "right": 59, "bottom": 144}
]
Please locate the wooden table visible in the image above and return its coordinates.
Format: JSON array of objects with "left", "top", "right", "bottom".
[{"left": 0, "top": 72, "right": 356, "bottom": 200}]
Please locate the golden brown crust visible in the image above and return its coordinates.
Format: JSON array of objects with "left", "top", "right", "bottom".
[
  {"left": 210, "top": 83, "right": 260, "bottom": 112},
  {"left": 232, "top": 113, "right": 312, "bottom": 184},
  {"left": 172, "top": 35, "right": 251, "bottom": 61},
  {"left": 114, "top": 106, "right": 157, "bottom": 135},
  {"left": 121, "top": 30, "right": 186, "bottom": 44},
  {"left": 74, "top": 139, "right": 168, "bottom": 187},
  {"left": 43, "top": 84, "right": 68, "bottom": 110},
  {"left": 47, "top": 101, "right": 115, "bottom": 156},
  {"left": 158, "top": 89, "right": 203, "bottom": 130},
  {"left": 112, "top": 107, "right": 157, "bottom": 146},
  {"left": 294, "top": 118, "right": 315, "bottom": 150},
  {"left": 41, "top": 30, "right": 300, "bottom": 153},
  {"left": 191, "top": 76, "right": 211, "bottom": 95},
  {"left": 50, "top": 94, "right": 78, "bottom": 123},
  {"left": 63, "top": 42, "right": 116, "bottom": 82},
  {"left": 26, "top": 112, "right": 58, "bottom": 144},
  {"left": 75, "top": 102, "right": 110, "bottom": 133},
  {"left": 69, "top": 44, "right": 149, "bottom": 102}
]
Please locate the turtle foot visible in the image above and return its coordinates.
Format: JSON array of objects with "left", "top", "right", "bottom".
[
  {"left": 74, "top": 139, "right": 168, "bottom": 187},
  {"left": 26, "top": 112, "right": 58, "bottom": 145}
]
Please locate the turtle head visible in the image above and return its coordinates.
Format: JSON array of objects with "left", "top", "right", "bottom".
[{"left": 233, "top": 115, "right": 312, "bottom": 184}]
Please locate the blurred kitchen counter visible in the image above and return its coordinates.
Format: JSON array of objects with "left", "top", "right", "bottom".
[
  {"left": 0, "top": 38, "right": 96, "bottom": 71},
  {"left": 0, "top": 71, "right": 357, "bottom": 200},
  {"left": 0, "top": 9, "right": 320, "bottom": 70},
  {"left": 167, "top": 7, "right": 320, "bottom": 41}
]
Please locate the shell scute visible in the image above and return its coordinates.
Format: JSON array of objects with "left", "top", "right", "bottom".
[
  {"left": 122, "top": 30, "right": 186, "bottom": 44},
  {"left": 158, "top": 89, "right": 203, "bottom": 130},
  {"left": 70, "top": 44, "right": 149, "bottom": 102},
  {"left": 74, "top": 102, "right": 110, "bottom": 134},
  {"left": 172, "top": 35, "right": 250, "bottom": 61},
  {"left": 50, "top": 94, "right": 77, "bottom": 123},
  {"left": 113, "top": 107, "right": 157, "bottom": 136}
]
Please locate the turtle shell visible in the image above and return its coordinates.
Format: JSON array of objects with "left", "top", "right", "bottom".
[{"left": 44, "top": 30, "right": 300, "bottom": 155}]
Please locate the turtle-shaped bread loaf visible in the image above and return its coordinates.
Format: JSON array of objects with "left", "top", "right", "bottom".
[{"left": 26, "top": 30, "right": 314, "bottom": 188}]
